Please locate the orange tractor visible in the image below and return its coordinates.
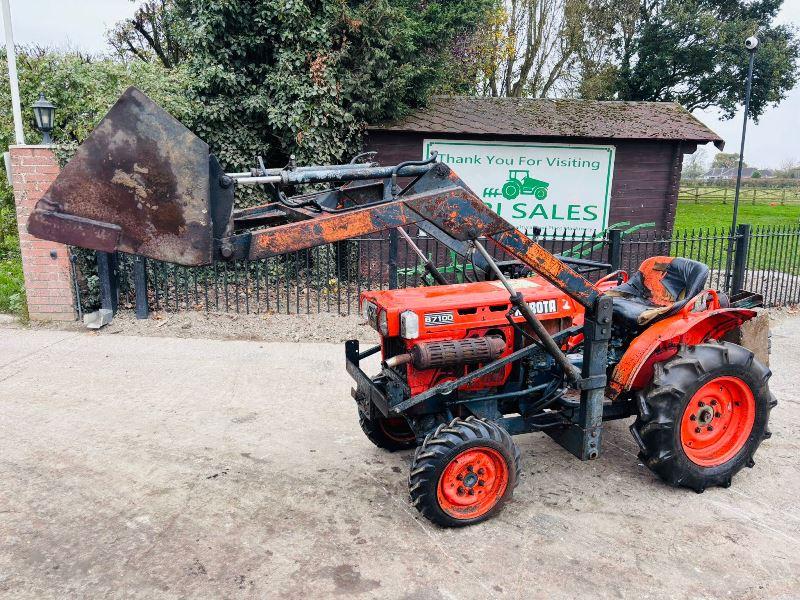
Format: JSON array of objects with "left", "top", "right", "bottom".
[{"left": 30, "top": 88, "right": 775, "bottom": 527}]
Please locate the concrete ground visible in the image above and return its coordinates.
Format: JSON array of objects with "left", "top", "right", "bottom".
[{"left": 1, "top": 315, "right": 799, "bottom": 600}]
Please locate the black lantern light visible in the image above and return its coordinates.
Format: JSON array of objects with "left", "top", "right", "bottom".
[{"left": 32, "top": 92, "right": 56, "bottom": 144}]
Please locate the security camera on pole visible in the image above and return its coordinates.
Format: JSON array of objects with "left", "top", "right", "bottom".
[{"left": 726, "top": 35, "right": 758, "bottom": 294}]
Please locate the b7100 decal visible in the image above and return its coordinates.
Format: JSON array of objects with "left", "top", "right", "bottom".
[{"left": 425, "top": 311, "right": 455, "bottom": 326}]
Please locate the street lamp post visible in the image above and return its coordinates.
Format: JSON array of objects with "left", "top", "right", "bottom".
[{"left": 725, "top": 36, "right": 758, "bottom": 293}]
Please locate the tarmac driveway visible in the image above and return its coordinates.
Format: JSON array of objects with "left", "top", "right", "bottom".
[{"left": 1, "top": 315, "right": 799, "bottom": 599}]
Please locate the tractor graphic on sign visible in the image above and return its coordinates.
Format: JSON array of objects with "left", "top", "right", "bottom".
[{"left": 501, "top": 170, "right": 549, "bottom": 200}]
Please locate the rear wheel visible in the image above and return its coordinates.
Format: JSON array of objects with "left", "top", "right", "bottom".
[
  {"left": 631, "top": 341, "right": 776, "bottom": 492},
  {"left": 358, "top": 411, "right": 416, "bottom": 451},
  {"left": 409, "top": 417, "right": 521, "bottom": 527}
]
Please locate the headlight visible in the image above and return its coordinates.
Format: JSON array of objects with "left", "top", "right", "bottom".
[
  {"left": 378, "top": 309, "right": 389, "bottom": 336},
  {"left": 362, "top": 300, "right": 378, "bottom": 329},
  {"left": 400, "top": 310, "right": 419, "bottom": 339}
]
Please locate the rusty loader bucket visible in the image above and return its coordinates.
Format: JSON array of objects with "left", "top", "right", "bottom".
[{"left": 28, "top": 87, "right": 216, "bottom": 266}]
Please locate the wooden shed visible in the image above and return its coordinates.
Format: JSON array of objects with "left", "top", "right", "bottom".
[{"left": 366, "top": 97, "right": 723, "bottom": 233}]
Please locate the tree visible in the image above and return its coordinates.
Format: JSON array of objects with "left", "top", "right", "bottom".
[
  {"left": 473, "top": 0, "right": 595, "bottom": 97},
  {"left": 682, "top": 147, "right": 709, "bottom": 180},
  {"left": 712, "top": 152, "right": 746, "bottom": 170},
  {"left": 775, "top": 157, "right": 799, "bottom": 178},
  {"left": 107, "top": 0, "right": 188, "bottom": 68},
  {"left": 573, "top": 0, "right": 640, "bottom": 99},
  {"left": 612, "top": 0, "right": 800, "bottom": 119},
  {"left": 177, "top": 0, "right": 496, "bottom": 172},
  {"left": 390, "top": 0, "right": 500, "bottom": 95}
]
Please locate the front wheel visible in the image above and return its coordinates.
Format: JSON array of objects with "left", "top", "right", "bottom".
[
  {"left": 409, "top": 417, "right": 521, "bottom": 527},
  {"left": 359, "top": 411, "right": 416, "bottom": 451},
  {"left": 502, "top": 181, "right": 520, "bottom": 200},
  {"left": 631, "top": 341, "right": 776, "bottom": 492}
]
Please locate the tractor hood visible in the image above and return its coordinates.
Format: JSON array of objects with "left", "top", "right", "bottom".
[{"left": 360, "top": 276, "right": 577, "bottom": 338}]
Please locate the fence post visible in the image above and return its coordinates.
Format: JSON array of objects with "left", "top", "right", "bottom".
[
  {"left": 133, "top": 255, "right": 149, "bottom": 319},
  {"left": 731, "top": 223, "right": 751, "bottom": 295},
  {"left": 96, "top": 251, "right": 119, "bottom": 314},
  {"left": 608, "top": 228, "right": 623, "bottom": 271},
  {"left": 388, "top": 230, "right": 398, "bottom": 289}
]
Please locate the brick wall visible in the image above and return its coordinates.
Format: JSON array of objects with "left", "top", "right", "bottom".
[{"left": 10, "top": 145, "right": 75, "bottom": 321}]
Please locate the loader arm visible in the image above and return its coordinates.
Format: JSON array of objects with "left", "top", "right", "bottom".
[{"left": 223, "top": 168, "right": 599, "bottom": 310}]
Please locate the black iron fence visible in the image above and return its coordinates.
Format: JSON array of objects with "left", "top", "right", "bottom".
[{"left": 72, "top": 223, "right": 800, "bottom": 319}]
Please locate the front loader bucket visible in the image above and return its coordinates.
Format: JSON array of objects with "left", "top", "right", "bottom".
[{"left": 28, "top": 86, "right": 214, "bottom": 266}]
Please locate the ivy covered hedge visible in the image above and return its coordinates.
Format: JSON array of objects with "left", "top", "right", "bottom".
[{"left": 180, "top": 0, "right": 494, "bottom": 170}]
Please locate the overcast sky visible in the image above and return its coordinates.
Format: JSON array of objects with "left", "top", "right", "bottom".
[{"left": 2, "top": 0, "right": 799, "bottom": 169}]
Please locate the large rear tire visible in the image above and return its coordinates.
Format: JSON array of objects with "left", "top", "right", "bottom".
[
  {"left": 409, "top": 417, "right": 521, "bottom": 527},
  {"left": 631, "top": 341, "right": 776, "bottom": 492}
]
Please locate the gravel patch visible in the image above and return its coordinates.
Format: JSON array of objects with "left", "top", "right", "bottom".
[{"left": 7, "top": 309, "right": 376, "bottom": 344}]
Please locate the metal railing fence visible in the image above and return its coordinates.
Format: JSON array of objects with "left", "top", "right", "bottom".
[{"left": 72, "top": 223, "right": 800, "bottom": 319}]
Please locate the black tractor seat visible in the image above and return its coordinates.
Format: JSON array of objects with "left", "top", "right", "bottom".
[{"left": 607, "top": 256, "right": 710, "bottom": 330}]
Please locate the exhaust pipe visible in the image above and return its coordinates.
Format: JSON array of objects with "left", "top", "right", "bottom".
[{"left": 385, "top": 336, "right": 505, "bottom": 370}]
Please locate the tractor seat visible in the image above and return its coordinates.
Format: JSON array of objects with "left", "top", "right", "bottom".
[{"left": 608, "top": 256, "right": 710, "bottom": 330}]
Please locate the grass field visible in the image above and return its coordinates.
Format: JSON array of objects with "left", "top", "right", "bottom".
[
  {"left": 674, "top": 200, "right": 800, "bottom": 231},
  {"left": 669, "top": 201, "right": 800, "bottom": 281}
]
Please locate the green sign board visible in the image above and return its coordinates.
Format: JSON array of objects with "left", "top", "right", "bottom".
[{"left": 424, "top": 139, "right": 615, "bottom": 234}]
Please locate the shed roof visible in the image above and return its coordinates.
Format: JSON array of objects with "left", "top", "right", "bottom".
[{"left": 369, "top": 96, "right": 724, "bottom": 149}]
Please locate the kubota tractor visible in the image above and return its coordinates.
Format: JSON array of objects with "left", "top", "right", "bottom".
[{"left": 29, "top": 88, "right": 776, "bottom": 527}]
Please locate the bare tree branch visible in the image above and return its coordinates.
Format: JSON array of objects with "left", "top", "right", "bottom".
[{"left": 106, "top": 0, "right": 186, "bottom": 69}]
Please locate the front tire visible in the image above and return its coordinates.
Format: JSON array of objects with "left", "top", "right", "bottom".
[
  {"left": 359, "top": 411, "right": 416, "bottom": 451},
  {"left": 502, "top": 181, "right": 520, "bottom": 200},
  {"left": 409, "top": 417, "right": 521, "bottom": 527},
  {"left": 631, "top": 341, "right": 776, "bottom": 492}
]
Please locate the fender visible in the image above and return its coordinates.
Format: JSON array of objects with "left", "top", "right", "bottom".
[{"left": 609, "top": 290, "right": 756, "bottom": 398}]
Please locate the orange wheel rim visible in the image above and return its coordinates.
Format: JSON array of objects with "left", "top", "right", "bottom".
[
  {"left": 437, "top": 447, "right": 509, "bottom": 519},
  {"left": 680, "top": 376, "right": 756, "bottom": 467}
]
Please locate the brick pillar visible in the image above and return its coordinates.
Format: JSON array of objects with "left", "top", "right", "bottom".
[{"left": 10, "top": 145, "right": 76, "bottom": 321}]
